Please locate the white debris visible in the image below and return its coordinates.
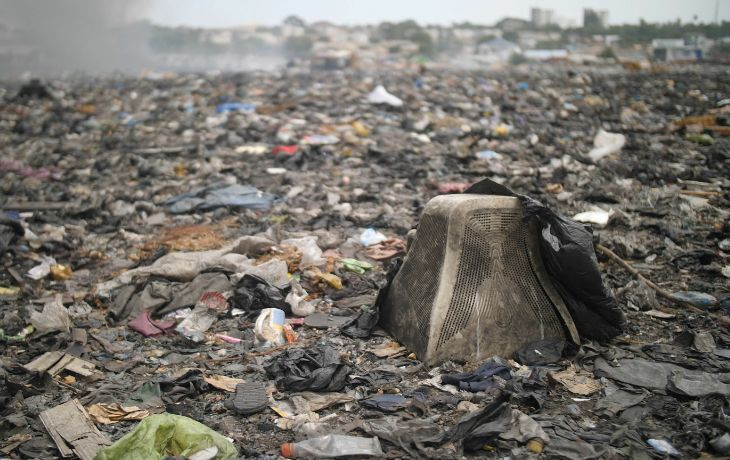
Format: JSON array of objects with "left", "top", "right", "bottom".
[
  {"left": 367, "top": 85, "right": 403, "bottom": 107},
  {"left": 587, "top": 129, "right": 626, "bottom": 162},
  {"left": 573, "top": 207, "right": 614, "bottom": 227}
]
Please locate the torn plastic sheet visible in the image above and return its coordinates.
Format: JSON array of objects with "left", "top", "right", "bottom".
[
  {"left": 594, "top": 357, "right": 730, "bottom": 396},
  {"left": 30, "top": 295, "right": 71, "bottom": 335},
  {"left": 360, "top": 416, "right": 444, "bottom": 457},
  {"left": 95, "top": 236, "right": 277, "bottom": 297},
  {"left": 166, "top": 182, "right": 278, "bottom": 214},
  {"left": 27, "top": 255, "right": 56, "bottom": 280},
  {"left": 281, "top": 236, "right": 325, "bottom": 267}
]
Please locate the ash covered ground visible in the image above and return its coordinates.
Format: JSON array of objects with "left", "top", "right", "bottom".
[{"left": 1, "top": 65, "right": 730, "bottom": 459}]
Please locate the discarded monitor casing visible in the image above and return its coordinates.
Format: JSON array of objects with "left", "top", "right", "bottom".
[{"left": 379, "top": 194, "right": 579, "bottom": 365}]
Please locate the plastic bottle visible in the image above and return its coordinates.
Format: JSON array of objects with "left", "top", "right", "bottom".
[
  {"left": 254, "top": 308, "right": 286, "bottom": 347},
  {"left": 280, "top": 435, "right": 383, "bottom": 458}
]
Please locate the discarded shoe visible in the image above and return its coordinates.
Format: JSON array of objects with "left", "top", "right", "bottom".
[
  {"left": 226, "top": 381, "right": 268, "bottom": 415},
  {"left": 225, "top": 382, "right": 269, "bottom": 415}
]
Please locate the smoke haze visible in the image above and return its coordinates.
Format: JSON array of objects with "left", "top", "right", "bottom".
[{"left": 0, "top": 0, "right": 154, "bottom": 77}]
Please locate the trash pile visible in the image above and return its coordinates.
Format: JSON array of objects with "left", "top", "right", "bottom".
[{"left": 0, "top": 65, "right": 729, "bottom": 459}]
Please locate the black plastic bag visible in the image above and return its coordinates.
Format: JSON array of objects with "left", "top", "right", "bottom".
[
  {"left": 514, "top": 339, "right": 565, "bottom": 366},
  {"left": 464, "top": 178, "right": 626, "bottom": 340},
  {"left": 520, "top": 195, "right": 625, "bottom": 340},
  {"left": 231, "top": 274, "right": 290, "bottom": 316},
  {"left": 345, "top": 258, "right": 401, "bottom": 338},
  {"left": 0, "top": 216, "right": 24, "bottom": 254},
  {"left": 264, "top": 344, "right": 350, "bottom": 392}
]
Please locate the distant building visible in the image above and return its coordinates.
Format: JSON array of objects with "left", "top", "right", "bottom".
[
  {"left": 281, "top": 23, "right": 306, "bottom": 38},
  {"left": 555, "top": 17, "right": 578, "bottom": 29},
  {"left": 204, "top": 30, "right": 233, "bottom": 46},
  {"left": 651, "top": 38, "right": 685, "bottom": 49},
  {"left": 531, "top": 8, "right": 555, "bottom": 28},
  {"left": 310, "top": 48, "right": 356, "bottom": 70},
  {"left": 381, "top": 40, "right": 419, "bottom": 55},
  {"left": 651, "top": 36, "right": 712, "bottom": 61},
  {"left": 593, "top": 34, "right": 621, "bottom": 46},
  {"left": 518, "top": 30, "right": 561, "bottom": 48},
  {"left": 452, "top": 25, "right": 502, "bottom": 44},
  {"left": 475, "top": 37, "right": 521, "bottom": 61},
  {"left": 524, "top": 49, "right": 568, "bottom": 60},
  {"left": 583, "top": 9, "right": 609, "bottom": 29}
]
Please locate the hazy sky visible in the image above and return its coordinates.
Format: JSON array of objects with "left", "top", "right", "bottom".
[{"left": 147, "top": 0, "right": 728, "bottom": 27}]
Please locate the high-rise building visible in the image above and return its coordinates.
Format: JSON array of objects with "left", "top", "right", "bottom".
[
  {"left": 583, "top": 8, "right": 609, "bottom": 29},
  {"left": 531, "top": 8, "right": 556, "bottom": 28}
]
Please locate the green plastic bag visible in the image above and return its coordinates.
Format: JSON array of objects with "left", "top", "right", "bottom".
[
  {"left": 94, "top": 413, "right": 238, "bottom": 460},
  {"left": 341, "top": 258, "right": 373, "bottom": 275}
]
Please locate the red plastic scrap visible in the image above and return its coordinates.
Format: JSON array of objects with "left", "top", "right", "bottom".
[
  {"left": 438, "top": 182, "right": 470, "bottom": 194},
  {"left": 128, "top": 311, "right": 176, "bottom": 337},
  {"left": 271, "top": 145, "right": 299, "bottom": 155},
  {"left": 198, "top": 291, "right": 229, "bottom": 311}
]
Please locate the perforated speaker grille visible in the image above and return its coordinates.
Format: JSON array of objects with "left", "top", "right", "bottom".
[
  {"left": 435, "top": 209, "right": 563, "bottom": 349},
  {"left": 390, "top": 213, "right": 448, "bottom": 353}
]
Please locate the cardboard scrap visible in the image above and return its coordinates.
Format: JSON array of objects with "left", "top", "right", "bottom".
[
  {"left": 23, "top": 351, "right": 96, "bottom": 377},
  {"left": 87, "top": 403, "right": 154, "bottom": 425},
  {"left": 0, "top": 433, "right": 32, "bottom": 455},
  {"left": 290, "top": 392, "right": 355, "bottom": 412},
  {"left": 370, "top": 341, "right": 407, "bottom": 358},
  {"left": 203, "top": 374, "right": 245, "bottom": 392},
  {"left": 40, "top": 399, "right": 111, "bottom": 460},
  {"left": 644, "top": 309, "right": 676, "bottom": 319},
  {"left": 549, "top": 365, "right": 602, "bottom": 396}
]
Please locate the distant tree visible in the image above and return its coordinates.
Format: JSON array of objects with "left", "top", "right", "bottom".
[
  {"left": 477, "top": 35, "right": 496, "bottom": 44},
  {"left": 377, "top": 20, "right": 421, "bottom": 41},
  {"left": 503, "top": 31, "right": 519, "bottom": 42},
  {"left": 375, "top": 20, "right": 435, "bottom": 56},
  {"left": 411, "top": 30, "right": 435, "bottom": 57},
  {"left": 541, "top": 23, "right": 562, "bottom": 32},
  {"left": 283, "top": 15, "right": 306, "bottom": 28},
  {"left": 598, "top": 47, "right": 617, "bottom": 59},
  {"left": 564, "top": 19, "right": 730, "bottom": 45},
  {"left": 535, "top": 39, "right": 566, "bottom": 49},
  {"left": 453, "top": 21, "right": 488, "bottom": 29},
  {"left": 509, "top": 52, "right": 527, "bottom": 65},
  {"left": 283, "top": 35, "right": 313, "bottom": 57}
]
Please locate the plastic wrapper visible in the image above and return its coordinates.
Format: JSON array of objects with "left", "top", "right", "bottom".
[{"left": 94, "top": 413, "right": 238, "bottom": 460}]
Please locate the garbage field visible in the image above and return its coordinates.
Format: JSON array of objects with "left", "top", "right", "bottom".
[{"left": 1, "top": 65, "right": 730, "bottom": 459}]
